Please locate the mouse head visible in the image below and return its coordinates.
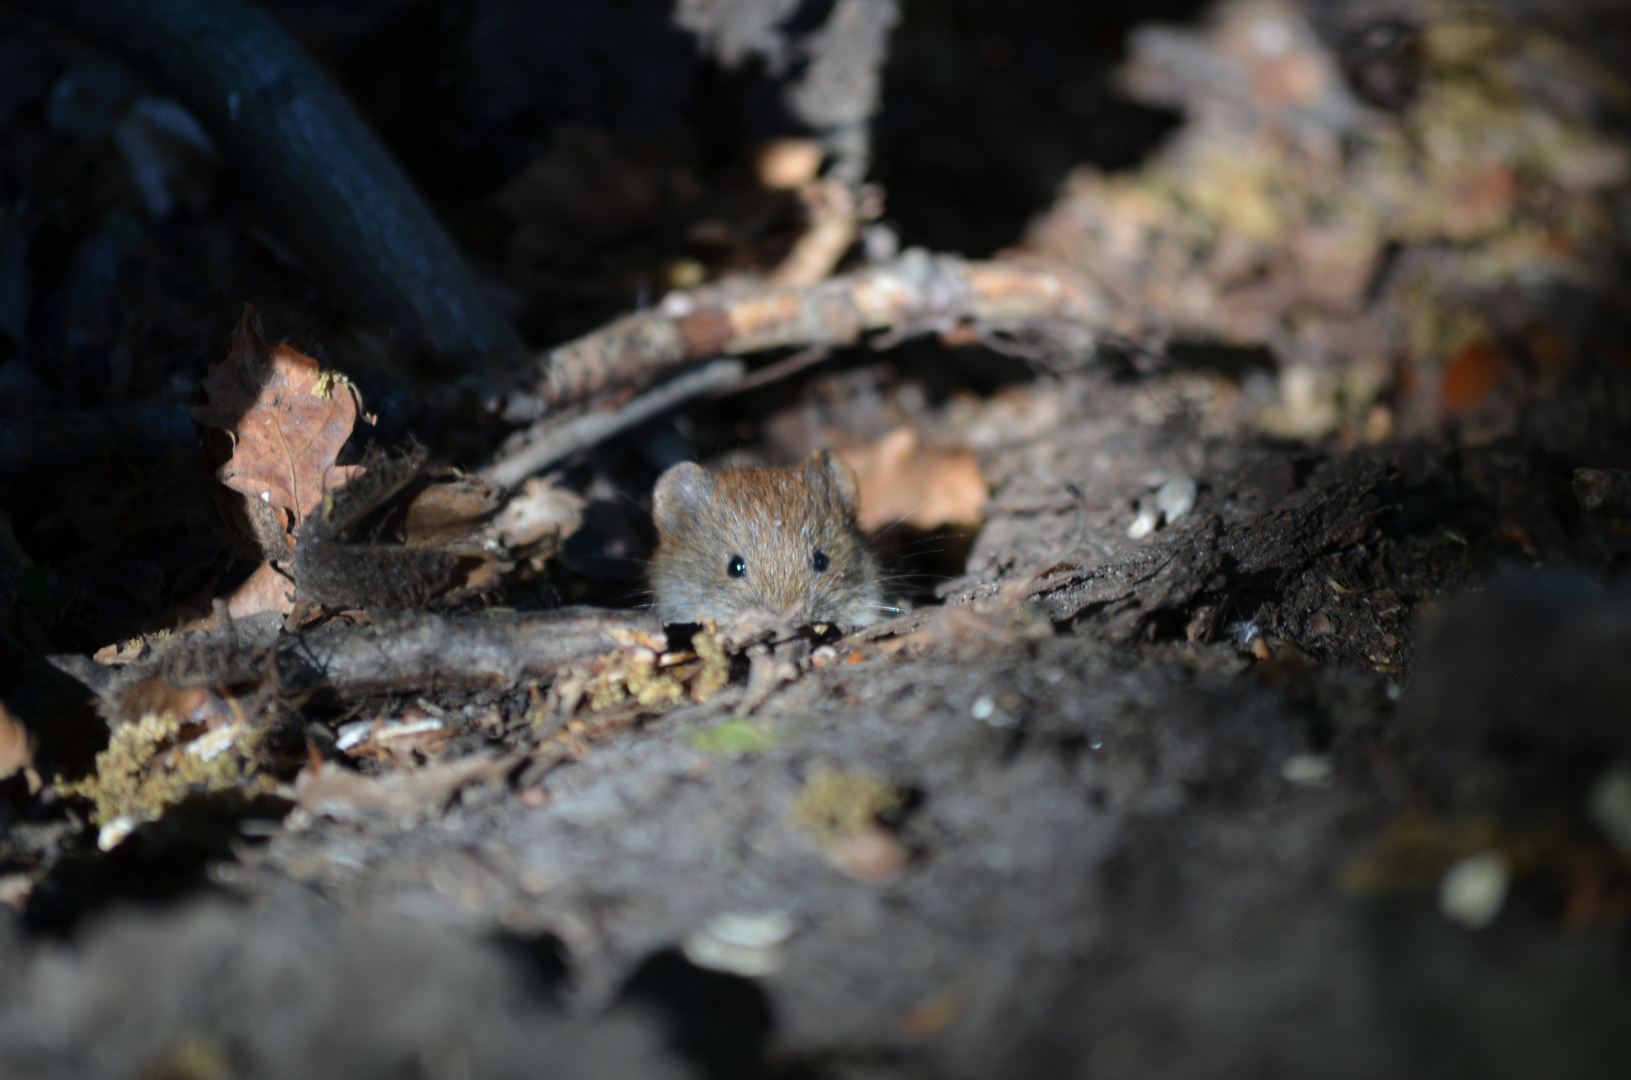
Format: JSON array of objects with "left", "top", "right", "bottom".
[{"left": 650, "top": 451, "right": 883, "bottom": 627}]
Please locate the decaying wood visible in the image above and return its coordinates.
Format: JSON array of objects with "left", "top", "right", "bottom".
[{"left": 508, "top": 250, "right": 1106, "bottom": 416}]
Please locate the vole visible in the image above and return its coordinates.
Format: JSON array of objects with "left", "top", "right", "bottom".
[{"left": 649, "top": 451, "right": 886, "bottom": 628}]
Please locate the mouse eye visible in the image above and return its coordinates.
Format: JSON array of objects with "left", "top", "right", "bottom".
[
  {"left": 727, "top": 554, "right": 747, "bottom": 578},
  {"left": 812, "top": 549, "right": 830, "bottom": 572}
]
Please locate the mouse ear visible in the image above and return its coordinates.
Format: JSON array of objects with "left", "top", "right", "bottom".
[
  {"left": 652, "top": 461, "right": 713, "bottom": 535},
  {"left": 805, "top": 450, "right": 861, "bottom": 514}
]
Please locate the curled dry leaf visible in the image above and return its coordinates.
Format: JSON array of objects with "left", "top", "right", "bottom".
[
  {"left": 487, "top": 477, "right": 586, "bottom": 559},
  {"left": 838, "top": 428, "right": 988, "bottom": 533},
  {"left": 191, "top": 304, "right": 362, "bottom": 559}
]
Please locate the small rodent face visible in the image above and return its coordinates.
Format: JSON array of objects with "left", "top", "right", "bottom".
[{"left": 649, "top": 451, "right": 885, "bottom": 627}]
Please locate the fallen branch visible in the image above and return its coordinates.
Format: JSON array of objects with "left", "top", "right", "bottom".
[
  {"left": 55, "top": 608, "right": 666, "bottom": 713},
  {"left": 15, "top": 0, "right": 521, "bottom": 366},
  {"left": 509, "top": 250, "right": 1105, "bottom": 414},
  {"left": 288, "top": 608, "right": 667, "bottom": 699}
]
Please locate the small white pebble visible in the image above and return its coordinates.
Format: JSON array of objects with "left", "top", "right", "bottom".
[
  {"left": 98, "top": 815, "right": 138, "bottom": 852},
  {"left": 682, "top": 911, "right": 795, "bottom": 977},
  {"left": 970, "top": 696, "right": 995, "bottom": 720},
  {"left": 683, "top": 934, "right": 783, "bottom": 977},
  {"left": 704, "top": 911, "right": 794, "bottom": 949},
  {"left": 1280, "top": 753, "right": 1334, "bottom": 786},
  {"left": 1127, "top": 502, "right": 1160, "bottom": 539},
  {"left": 1439, "top": 851, "right": 1510, "bottom": 930},
  {"left": 1154, "top": 477, "right": 1198, "bottom": 523},
  {"left": 659, "top": 291, "right": 697, "bottom": 317}
]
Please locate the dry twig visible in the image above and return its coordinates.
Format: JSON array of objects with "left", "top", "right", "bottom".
[
  {"left": 508, "top": 250, "right": 1104, "bottom": 416},
  {"left": 483, "top": 360, "right": 745, "bottom": 489}
]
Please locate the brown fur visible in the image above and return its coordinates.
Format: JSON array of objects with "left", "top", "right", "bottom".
[{"left": 649, "top": 451, "right": 885, "bottom": 627}]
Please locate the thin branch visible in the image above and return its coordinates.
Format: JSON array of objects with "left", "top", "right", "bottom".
[{"left": 481, "top": 359, "right": 746, "bottom": 488}]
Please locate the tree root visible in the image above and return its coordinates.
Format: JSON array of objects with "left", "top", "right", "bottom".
[{"left": 14, "top": 0, "right": 522, "bottom": 367}]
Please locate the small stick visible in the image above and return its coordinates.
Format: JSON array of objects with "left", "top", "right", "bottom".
[
  {"left": 482, "top": 359, "right": 746, "bottom": 488},
  {"left": 709, "top": 346, "right": 832, "bottom": 399}
]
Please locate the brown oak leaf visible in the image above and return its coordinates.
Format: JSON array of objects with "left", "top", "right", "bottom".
[{"left": 192, "top": 304, "right": 362, "bottom": 557}]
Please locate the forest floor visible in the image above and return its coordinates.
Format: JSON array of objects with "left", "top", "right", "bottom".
[{"left": 2, "top": 1, "right": 1631, "bottom": 1078}]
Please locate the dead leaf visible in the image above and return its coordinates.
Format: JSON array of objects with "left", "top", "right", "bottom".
[
  {"left": 0, "top": 699, "right": 33, "bottom": 780},
  {"left": 191, "top": 305, "right": 362, "bottom": 558},
  {"left": 1441, "top": 339, "right": 1509, "bottom": 415},
  {"left": 402, "top": 474, "right": 506, "bottom": 548},
  {"left": 838, "top": 429, "right": 988, "bottom": 532},
  {"left": 223, "top": 560, "right": 296, "bottom": 619},
  {"left": 488, "top": 476, "right": 586, "bottom": 555},
  {"left": 285, "top": 753, "right": 510, "bottom": 826}
]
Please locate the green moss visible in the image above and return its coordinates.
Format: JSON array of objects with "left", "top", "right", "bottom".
[{"left": 691, "top": 720, "right": 783, "bottom": 757}]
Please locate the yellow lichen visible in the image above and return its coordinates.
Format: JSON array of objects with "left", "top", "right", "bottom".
[
  {"left": 58, "top": 711, "right": 273, "bottom": 826},
  {"left": 311, "top": 369, "right": 351, "bottom": 399},
  {"left": 790, "top": 764, "right": 903, "bottom": 846},
  {"left": 580, "top": 621, "right": 731, "bottom": 713}
]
